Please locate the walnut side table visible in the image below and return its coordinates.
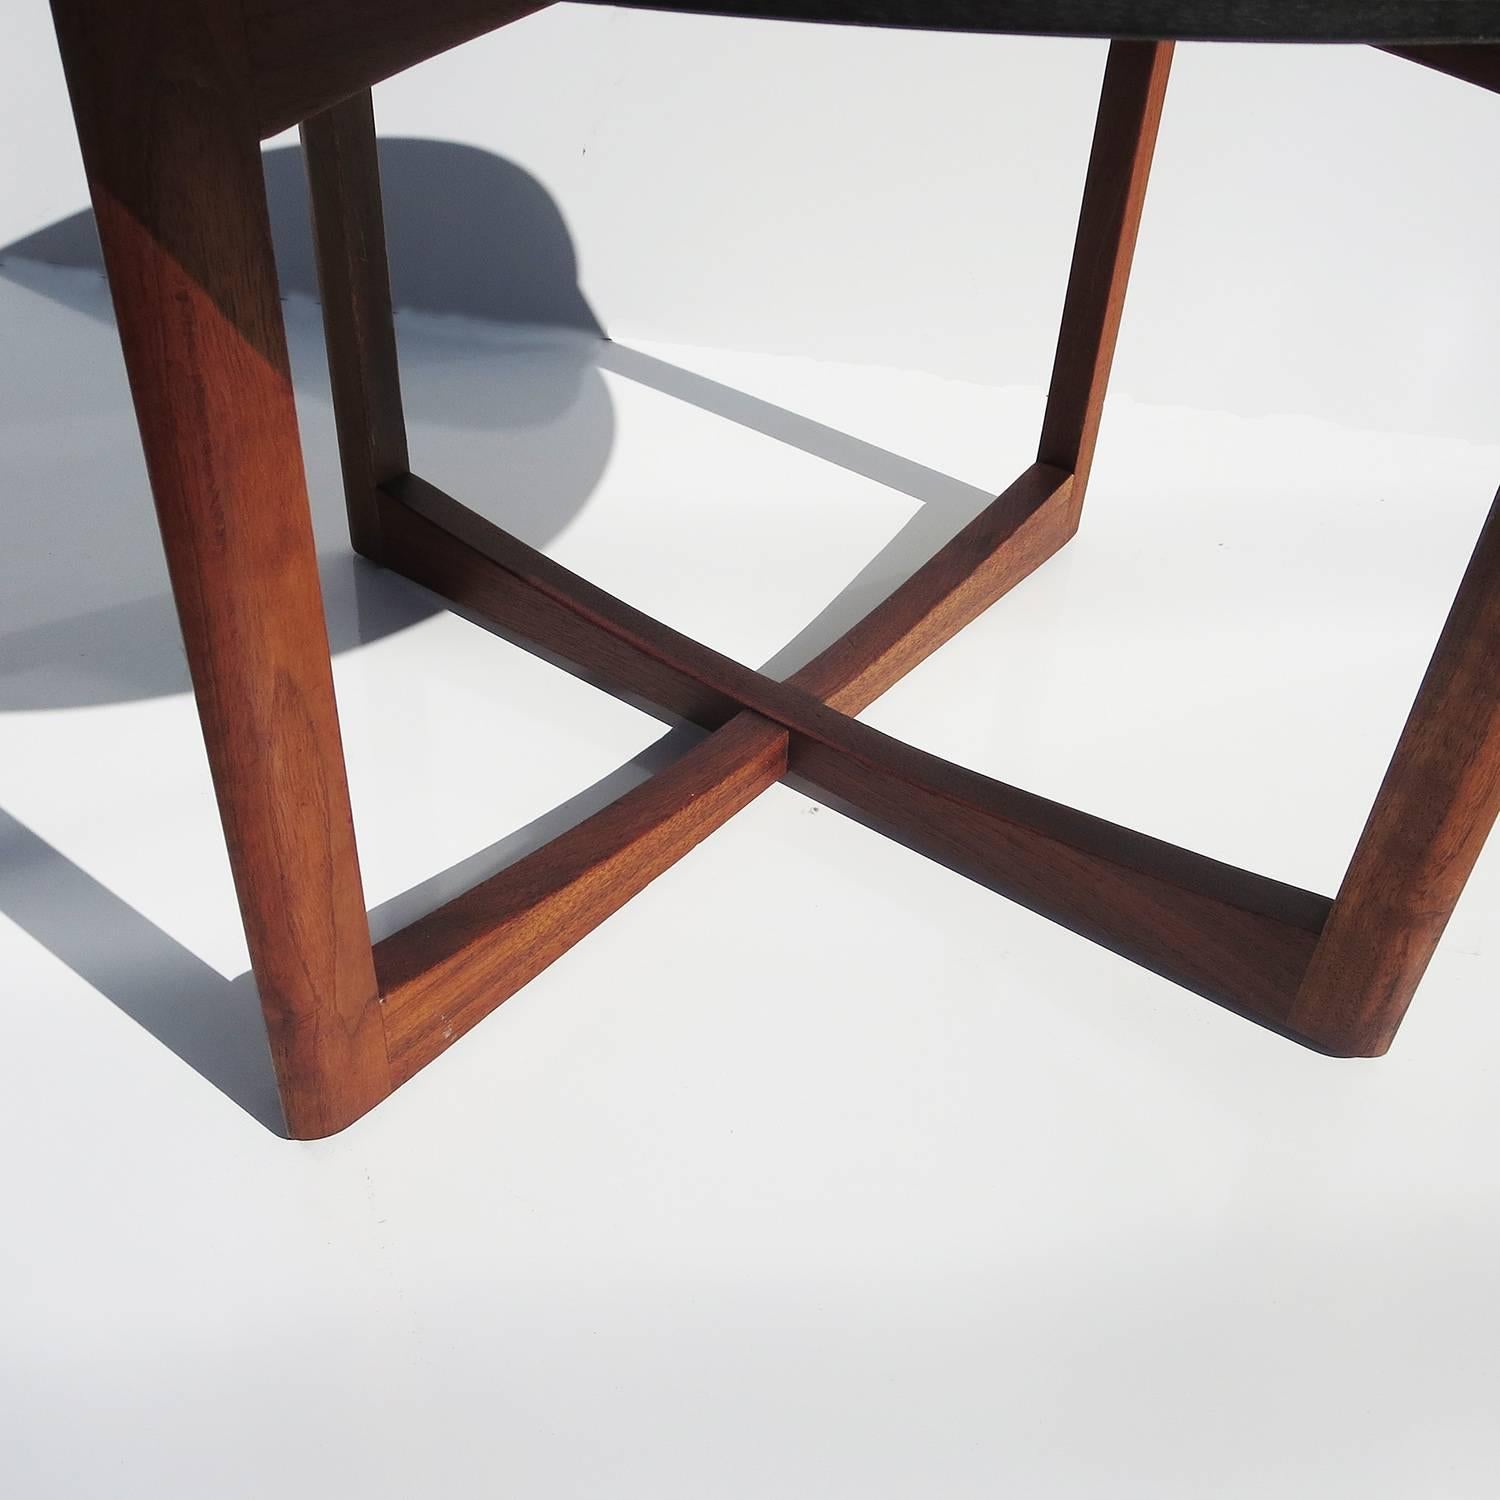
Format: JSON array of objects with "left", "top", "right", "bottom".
[{"left": 45, "top": 1, "right": 1500, "bottom": 1135}]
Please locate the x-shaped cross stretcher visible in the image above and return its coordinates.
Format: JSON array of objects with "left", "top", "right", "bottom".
[{"left": 47, "top": 0, "right": 1500, "bottom": 1136}]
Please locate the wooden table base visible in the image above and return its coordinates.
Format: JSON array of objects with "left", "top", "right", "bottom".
[{"left": 46, "top": 2, "right": 1500, "bottom": 1135}]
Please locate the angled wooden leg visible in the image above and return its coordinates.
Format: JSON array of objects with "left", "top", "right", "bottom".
[
  {"left": 50, "top": 0, "right": 391, "bottom": 1137},
  {"left": 788, "top": 42, "right": 1172, "bottom": 716},
  {"left": 1288, "top": 489, "right": 1500, "bottom": 1055},
  {"left": 1039, "top": 39, "right": 1173, "bottom": 501},
  {"left": 301, "top": 88, "right": 410, "bottom": 563}
]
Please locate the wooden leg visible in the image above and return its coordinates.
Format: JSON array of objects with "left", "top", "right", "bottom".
[
  {"left": 49, "top": 8, "right": 1489, "bottom": 1137},
  {"left": 50, "top": 0, "right": 391, "bottom": 1137},
  {"left": 1039, "top": 39, "right": 1173, "bottom": 502},
  {"left": 1288, "top": 489, "right": 1500, "bottom": 1055},
  {"left": 784, "top": 43, "right": 1176, "bottom": 715},
  {"left": 301, "top": 89, "right": 410, "bottom": 563}
]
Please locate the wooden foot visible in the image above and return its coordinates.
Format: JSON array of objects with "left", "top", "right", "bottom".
[
  {"left": 378, "top": 713, "right": 790, "bottom": 1083},
  {"left": 1288, "top": 490, "right": 1500, "bottom": 1055},
  {"left": 51, "top": 0, "right": 391, "bottom": 1137}
]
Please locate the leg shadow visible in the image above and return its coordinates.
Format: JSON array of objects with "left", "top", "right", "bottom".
[
  {"left": 0, "top": 142, "right": 613, "bottom": 713},
  {"left": 0, "top": 805, "right": 286, "bottom": 1132},
  {"left": 0, "top": 725, "right": 703, "bottom": 1134},
  {"left": 1, "top": 137, "right": 1013, "bottom": 1133},
  {"left": 593, "top": 341, "right": 997, "bottom": 678}
]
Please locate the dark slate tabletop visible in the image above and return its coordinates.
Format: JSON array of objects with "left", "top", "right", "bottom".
[{"left": 583, "top": 2, "right": 1500, "bottom": 42}]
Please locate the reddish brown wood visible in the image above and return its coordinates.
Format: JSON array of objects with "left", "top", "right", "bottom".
[
  {"left": 49, "top": 0, "right": 391, "bottom": 1138},
  {"left": 54, "top": 1, "right": 1495, "bottom": 1136},
  {"left": 381, "top": 469, "right": 1092, "bottom": 731},
  {"left": 246, "top": 0, "right": 556, "bottom": 138},
  {"left": 1288, "top": 490, "right": 1500, "bottom": 1055},
  {"left": 783, "top": 704, "right": 1331, "bottom": 932},
  {"left": 302, "top": 89, "right": 410, "bottom": 562},
  {"left": 790, "top": 465, "right": 1076, "bottom": 714},
  {"left": 787, "top": 40, "right": 1172, "bottom": 724},
  {"left": 1038, "top": 40, "right": 1172, "bottom": 498},
  {"left": 379, "top": 476, "right": 745, "bottom": 726},
  {"left": 293, "top": 37, "right": 1254, "bottom": 1086},
  {"left": 374, "top": 468, "right": 1332, "bottom": 1037},
  {"left": 378, "top": 712, "right": 789, "bottom": 1081},
  {"left": 378, "top": 468, "right": 1316, "bottom": 906},
  {"left": 788, "top": 723, "right": 1329, "bottom": 1035}
]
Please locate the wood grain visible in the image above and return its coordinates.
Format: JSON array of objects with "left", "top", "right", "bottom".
[
  {"left": 378, "top": 469, "right": 1070, "bottom": 736},
  {"left": 1038, "top": 39, "right": 1172, "bottom": 498},
  {"left": 789, "top": 464, "right": 1076, "bottom": 714},
  {"left": 49, "top": 0, "right": 391, "bottom": 1138},
  {"left": 301, "top": 89, "right": 410, "bottom": 562},
  {"left": 378, "top": 713, "right": 788, "bottom": 1082},
  {"left": 376, "top": 470, "right": 1332, "bottom": 1044},
  {"left": 1288, "top": 490, "right": 1500, "bottom": 1055},
  {"left": 788, "top": 721, "right": 1329, "bottom": 1035},
  {"left": 58, "top": 0, "right": 1489, "bottom": 1136},
  {"left": 379, "top": 476, "right": 746, "bottom": 726},
  {"left": 380, "top": 469, "right": 1308, "bottom": 896}
]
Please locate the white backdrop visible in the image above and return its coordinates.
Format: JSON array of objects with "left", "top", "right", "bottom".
[{"left": 3, "top": 1, "right": 1497, "bottom": 444}]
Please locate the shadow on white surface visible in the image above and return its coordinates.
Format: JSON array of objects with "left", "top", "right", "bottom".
[
  {"left": 0, "top": 139, "right": 1011, "bottom": 1131},
  {"left": 0, "top": 722, "right": 704, "bottom": 1134},
  {"left": 0, "top": 138, "right": 998, "bottom": 712},
  {"left": 0, "top": 803, "right": 285, "bottom": 1129}
]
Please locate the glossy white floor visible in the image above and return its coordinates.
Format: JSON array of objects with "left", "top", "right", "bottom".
[{"left": 3, "top": 259, "right": 1499, "bottom": 1498}]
